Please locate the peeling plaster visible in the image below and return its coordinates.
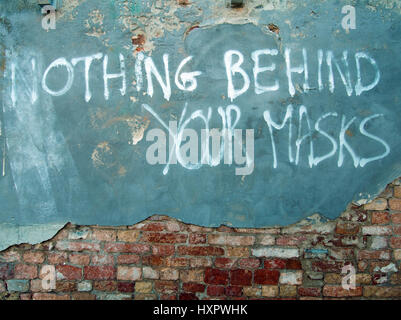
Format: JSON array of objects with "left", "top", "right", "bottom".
[
  {"left": 1, "top": 0, "right": 401, "bottom": 248},
  {"left": 0, "top": 223, "right": 65, "bottom": 251}
]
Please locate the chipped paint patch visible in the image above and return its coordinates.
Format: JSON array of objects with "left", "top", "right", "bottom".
[
  {"left": 0, "top": 223, "right": 65, "bottom": 251},
  {"left": 85, "top": 9, "right": 105, "bottom": 38},
  {"left": 118, "top": 0, "right": 202, "bottom": 53},
  {"left": 103, "top": 115, "right": 150, "bottom": 145},
  {"left": 91, "top": 141, "right": 113, "bottom": 168},
  {"left": 126, "top": 115, "right": 150, "bottom": 145},
  {"left": 57, "top": 0, "right": 87, "bottom": 21}
]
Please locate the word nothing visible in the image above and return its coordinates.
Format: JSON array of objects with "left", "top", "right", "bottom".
[{"left": 8, "top": 47, "right": 380, "bottom": 107}]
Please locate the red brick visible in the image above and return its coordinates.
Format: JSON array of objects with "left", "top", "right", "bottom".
[
  {"left": 391, "top": 237, "right": 401, "bottom": 248},
  {"left": 208, "top": 235, "right": 255, "bottom": 246},
  {"left": 329, "top": 248, "right": 355, "bottom": 260},
  {"left": 311, "top": 261, "right": 343, "bottom": 272},
  {"left": 118, "top": 282, "right": 135, "bottom": 293},
  {"left": 56, "top": 281, "right": 77, "bottom": 292},
  {"left": 143, "top": 256, "right": 188, "bottom": 268},
  {"left": 298, "top": 287, "right": 321, "bottom": 297},
  {"left": 93, "top": 281, "right": 117, "bottom": 291},
  {"left": 91, "top": 229, "right": 116, "bottom": 241},
  {"left": 165, "top": 257, "right": 189, "bottom": 268},
  {"left": 323, "top": 286, "right": 362, "bottom": 297},
  {"left": 254, "top": 269, "right": 280, "bottom": 285},
  {"left": 152, "top": 245, "right": 175, "bottom": 256},
  {"left": 154, "top": 280, "right": 178, "bottom": 294},
  {"left": 189, "top": 234, "right": 207, "bottom": 244},
  {"left": 204, "top": 268, "right": 229, "bottom": 285},
  {"left": 142, "top": 256, "right": 164, "bottom": 266},
  {"left": 226, "top": 286, "right": 243, "bottom": 297},
  {"left": 178, "top": 246, "right": 224, "bottom": 256},
  {"left": 33, "top": 293, "right": 70, "bottom": 300},
  {"left": 56, "top": 265, "right": 82, "bottom": 280},
  {"left": 71, "top": 293, "right": 96, "bottom": 300},
  {"left": 276, "top": 236, "right": 307, "bottom": 246},
  {"left": 214, "top": 258, "right": 236, "bottom": 269},
  {"left": 20, "top": 294, "right": 32, "bottom": 300},
  {"left": 179, "top": 293, "right": 198, "bottom": 300},
  {"left": 207, "top": 285, "right": 225, "bottom": 297},
  {"left": 117, "top": 255, "right": 141, "bottom": 265},
  {"left": 190, "top": 257, "right": 211, "bottom": 268},
  {"left": 286, "top": 259, "right": 302, "bottom": 270},
  {"left": 0, "top": 250, "right": 20, "bottom": 262},
  {"left": 84, "top": 266, "right": 116, "bottom": 280},
  {"left": 14, "top": 264, "right": 37, "bottom": 279},
  {"left": 69, "top": 254, "right": 90, "bottom": 266},
  {"left": 238, "top": 258, "right": 260, "bottom": 269},
  {"left": 180, "top": 269, "right": 204, "bottom": 282},
  {"left": 230, "top": 269, "right": 252, "bottom": 286},
  {"left": 392, "top": 213, "right": 401, "bottom": 224},
  {"left": 0, "top": 263, "right": 14, "bottom": 280},
  {"left": 393, "top": 226, "right": 401, "bottom": 235},
  {"left": 159, "top": 268, "right": 179, "bottom": 280},
  {"left": 142, "top": 233, "right": 187, "bottom": 244},
  {"left": 264, "top": 258, "right": 286, "bottom": 269},
  {"left": 335, "top": 222, "right": 360, "bottom": 235},
  {"left": 23, "top": 251, "right": 45, "bottom": 264},
  {"left": 182, "top": 283, "right": 205, "bottom": 293},
  {"left": 141, "top": 223, "right": 166, "bottom": 231},
  {"left": 358, "top": 250, "right": 391, "bottom": 260},
  {"left": 371, "top": 212, "right": 390, "bottom": 224},
  {"left": 56, "top": 241, "right": 100, "bottom": 252},
  {"left": 91, "top": 254, "right": 114, "bottom": 265},
  {"left": 160, "top": 294, "right": 177, "bottom": 300},
  {"left": 394, "top": 186, "right": 401, "bottom": 198},
  {"left": 48, "top": 252, "right": 67, "bottom": 264},
  {"left": 104, "top": 243, "right": 150, "bottom": 253},
  {"left": 390, "top": 198, "right": 401, "bottom": 211}
]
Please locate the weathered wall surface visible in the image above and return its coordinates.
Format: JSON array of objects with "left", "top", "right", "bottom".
[
  {"left": 0, "top": 177, "right": 401, "bottom": 300},
  {"left": 1, "top": 0, "right": 401, "bottom": 247},
  {"left": 1, "top": 0, "right": 401, "bottom": 300}
]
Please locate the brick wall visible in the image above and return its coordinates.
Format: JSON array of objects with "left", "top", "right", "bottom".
[{"left": 1, "top": 179, "right": 401, "bottom": 300}]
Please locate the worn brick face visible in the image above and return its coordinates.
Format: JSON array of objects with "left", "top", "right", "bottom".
[
  {"left": 323, "top": 286, "right": 363, "bottom": 297},
  {"left": 371, "top": 212, "right": 390, "bottom": 225},
  {"left": 178, "top": 246, "right": 224, "bottom": 256},
  {"left": 117, "top": 266, "right": 141, "bottom": 281},
  {"left": 14, "top": 264, "right": 37, "bottom": 279},
  {"left": 142, "top": 233, "right": 187, "bottom": 244},
  {"left": 204, "top": 268, "right": 228, "bottom": 285},
  {"left": 183, "top": 283, "right": 205, "bottom": 293},
  {"left": 23, "top": 252, "right": 45, "bottom": 264},
  {"left": 254, "top": 269, "right": 280, "bottom": 285},
  {"left": 56, "top": 265, "right": 82, "bottom": 280},
  {"left": 0, "top": 263, "right": 14, "bottom": 280},
  {"left": 84, "top": 266, "right": 116, "bottom": 280},
  {"left": 2, "top": 178, "right": 401, "bottom": 300},
  {"left": 230, "top": 269, "right": 252, "bottom": 286}
]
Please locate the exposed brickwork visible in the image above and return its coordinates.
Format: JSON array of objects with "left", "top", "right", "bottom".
[{"left": 1, "top": 179, "right": 401, "bottom": 300}]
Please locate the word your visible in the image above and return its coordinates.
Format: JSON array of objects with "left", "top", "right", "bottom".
[
  {"left": 41, "top": 5, "right": 56, "bottom": 31},
  {"left": 7, "top": 47, "right": 380, "bottom": 108},
  {"left": 342, "top": 5, "right": 356, "bottom": 32},
  {"left": 144, "top": 103, "right": 254, "bottom": 176},
  {"left": 144, "top": 103, "right": 390, "bottom": 175}
]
